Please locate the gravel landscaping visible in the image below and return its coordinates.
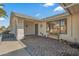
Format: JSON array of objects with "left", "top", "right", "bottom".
[{"left": 21, "top": 35, "right": 79, "bottom": 56}]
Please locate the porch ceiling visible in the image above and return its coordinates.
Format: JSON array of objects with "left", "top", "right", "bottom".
[
  {"left": 61, "top": 3, "right": 79, "bottom": 14},
  {"left": 24, "top": 19, "right": 38, "bottom": 24}
]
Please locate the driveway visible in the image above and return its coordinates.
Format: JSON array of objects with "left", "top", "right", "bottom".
[
  {"left": 21, "top": 35, "right": 79, "bottom": 56},
  {"left": 0, "top": 41, "right": 30, "bottom": 56}
]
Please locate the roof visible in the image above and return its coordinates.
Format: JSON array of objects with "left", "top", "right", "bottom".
[
  {"left": 11, "top": 12, "right": 41, "bottom": 22},
  {"left": 42, "top": 13, "right": 70, "bottom": 21},
  {"left": 11, "top": 12, "right": 69, "bottom": 21}
]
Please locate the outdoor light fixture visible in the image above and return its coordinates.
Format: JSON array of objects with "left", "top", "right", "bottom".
[{"left": 26, "top": 25, "right": 28, "bottom": 27}]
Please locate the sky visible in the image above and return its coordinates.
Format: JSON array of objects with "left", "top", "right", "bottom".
[{"left": 0, "top": 3, "right": 65, "bottom": 27}]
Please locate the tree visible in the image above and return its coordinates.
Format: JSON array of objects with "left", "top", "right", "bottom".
[
  {"left": 1, "top": 26, "right": 6, "bottom": 30},
  {"left": 0, "top": 4, "right": 7, "bottom": 17},
  {"left": 0, "top": 4, "right": 4, "bottom": 6}
]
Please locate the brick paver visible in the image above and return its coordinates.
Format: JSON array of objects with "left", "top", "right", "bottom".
[{"left": 22, "top": 35, "right": 79, "bottom": 56}]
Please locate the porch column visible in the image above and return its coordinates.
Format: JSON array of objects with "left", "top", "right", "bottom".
[{"left": 16, "top": 19, "right": 24, "bottom": 40}]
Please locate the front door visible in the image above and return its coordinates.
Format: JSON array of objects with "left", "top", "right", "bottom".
[{"left": 35, "top": 24, "right": 38, "bottom": 35}]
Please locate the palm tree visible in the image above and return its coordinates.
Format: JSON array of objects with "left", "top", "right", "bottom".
[{"left": 0, "top": 4, "right": 7, "bottom": 17}]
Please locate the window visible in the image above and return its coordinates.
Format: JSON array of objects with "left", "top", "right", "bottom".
[
  {"left": 47, "top": 18, "right": 67, "bottom": 34},
  {"left": 60, "top": 19, "right": 67, "bottom": 34}
]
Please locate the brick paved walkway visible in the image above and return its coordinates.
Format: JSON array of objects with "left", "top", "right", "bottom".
[{"left": 21, "top": 35, "right": 79, "bottom": 56}]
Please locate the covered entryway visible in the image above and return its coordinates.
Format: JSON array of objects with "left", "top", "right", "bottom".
[{"left": 24, "top": 19, "right": 39, "bottom": 36}]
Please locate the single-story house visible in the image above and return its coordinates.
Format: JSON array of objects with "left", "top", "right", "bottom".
[{"left": 10, "top": 3, "right": 79, "bottom": 43}]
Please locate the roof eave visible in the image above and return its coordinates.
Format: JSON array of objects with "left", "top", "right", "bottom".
[
  {"left": 11, "top": 12, "right": 41, "bottom": 22},
  {"left": 42, "top": 13, "right": 70, "bottom": 21}
]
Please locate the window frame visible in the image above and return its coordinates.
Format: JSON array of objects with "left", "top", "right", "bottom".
[
  {"left": 47, "top": 18, "right": 67, "bottom": 34},
  {"left": 60, "top": 18, "right": 67, "bottom": 34}
]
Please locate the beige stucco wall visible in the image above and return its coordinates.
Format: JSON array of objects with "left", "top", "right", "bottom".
[
  {"left": 10, "top": 16, "right": 25, "bottom": 40},
  {"left": 16, "top": 17, "right": 24, "bottom": 40},
  {"left": 20, "top": 19, "right": 47, "bottom": 37},
  {"left": 59, "top": 15, "right": 73, "bottom": 42},
  {"left": 38, "top": 21, "right": 47, "bottom": 36},
  {"left": 71, "top": 13, "right": 79, "bottom": 43},
  {"left": 24, "top": 20, "right": 35, "bottom": 35},
  {"left": 10, "top": 16, "right": 17, "bottom": 34},
  {"left": 59, "top": 13, "right": 79, "bottom": 43}
]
